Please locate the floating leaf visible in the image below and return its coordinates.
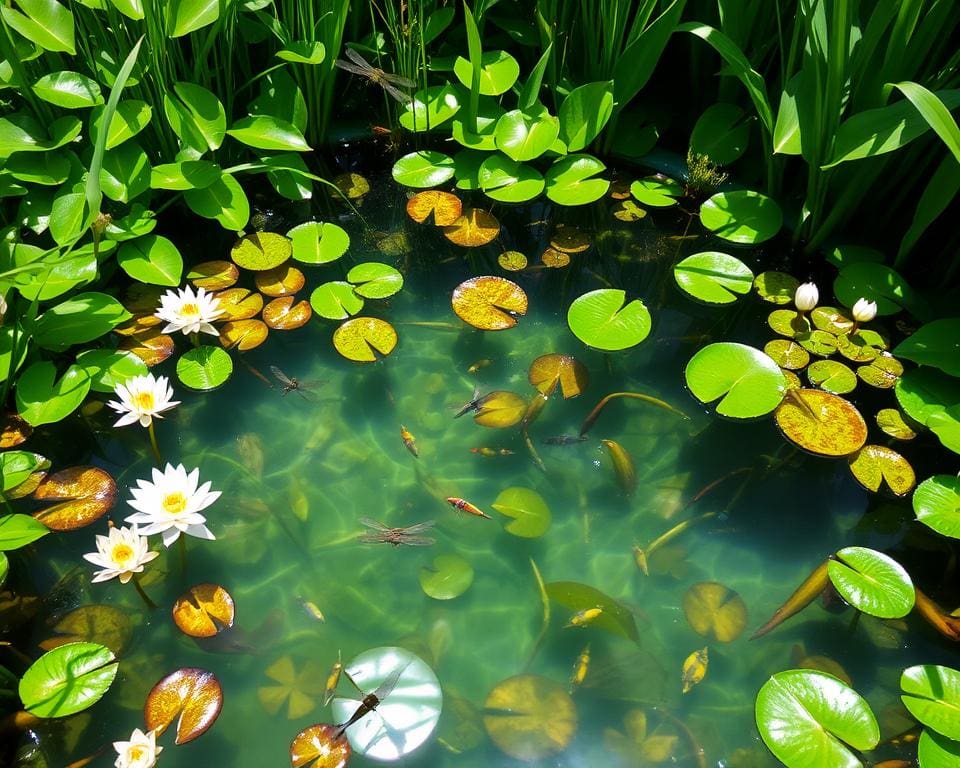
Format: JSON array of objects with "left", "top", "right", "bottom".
[
  {"left": 895, "top": 319, "right": 960, "bottom": 377},
  {"left": 896, "top": 367, "right": 960, "bottom": 428},
  {"left": 545, "top": 581, "right": 639, "bottom": 642},
  {"left": 754, "top": 271, "right": 799, "bottom": 305},
  {"left": 674, "top": 251, "right": 754, "bottom": 304},
  {"left": 833, "top": 262, "right": 916, "bottom": 317},
  {"left": 442, "top": 208, "right": 500, "bottom": 247},
  {"left": 333, "top": 172, "right": 369, "bottom": 200},
  {"left": 612, "top": 200, "right": 646, "bottom": 221},
  {"left": 498, "top": 250, "right": 527, "bottom": 271},
  {"left": 913, "top": 475, "right": 960, "bottom": 538},
  {"left": 540, "top": 247, "right": 570, "bottom": 268},
  {"left": 474, "top": 391, "right": 527, "bottom": 428},
  {"left": 768, "top": 308, "right": 809, "bottom": 338},
  {"left": 528, "top": 354, "right": 588, "bottom": 398},
  {"left": 0, "top": 513, "right": 50, "bottom": 550},
  {"left": 19, "top": 642, "right": 118, "bottom": 718},
  {"left": 918, "top": 728, "right": 960, "bottom": 768},
  {"left": 332, "top": 318, "right": 397, "bottom": 362},
  {"left": 172, "top": 584, "right": 235, "bottom": 638},
  {"left": 495, "top": 106, "right": 560, "bottom": 162},
  {"left": 876, "top": 408, "right": 917, "bottom": 440},
  {"left": 550, "top": 226, "right": 591, "bottom": 254},
  {"left": 419, "top": 554, "right": 474, "bottom": 599},
  {"left": 545, "top": 153, "right": 609, "bottom": 205},
  {"left": 492, "top": 487, "right": 551, "bottom": 538},
  {"left": 214, "top": 287, "right": 264, "bottom": 321},
  {"left": 683, "top": 581, "right": 747, "bottom": 642},
  {"left": 255, "top": 264, "right": 305, "bottom": 297},
  {"left": 567, "top": 289, "right": 651, "bottom": 351},
  {"left": 406, "top": 190, "right": 463, "bottom": 226},
  {"left": 452, "top": 276, "right": 527, "bottom": 330},
  {"left": 775, "top": 389, "right": 867, "bottom": 456},
  {"left": 40, "top": 605, "right": 132, "bottom": 654},
  {"left": 454, "top": 50, "right": 520, "bottom": 95},
  {"left": 700, "top": 190, "right": 782, "bottom": 244},
  {"left": 755, "top": 670, "right": 879, "bottom": 768},
  {"left": 848, "top": 445, "right": 915, "bottom": 496},
  {"left": 310, "top": 282, "right": 364, "bottom": 320},
  {"left": 836, "top": 331, "right": 883, "bottom": 363},
  {"left": 291, "top": 723, "right": 351, "bottom": 768},
  {"left": 31, "top": 467, "right": 116, "bottom": 531},
  {"left": 763, "top": 339, "right": 810, "bottom": 370},
  {"left": 630, "top": 175, "right": 682, "bottom": 207},
  {"left": 392, "top": 150, "right": 455, "bottom": 188},
  {"left": 685, "top": 342, "right": 787, "bottom": 418},
  {"left": 828, "top": 546, "right": 914, "bottom": 618},
  {"left": 857, "top": 354, "right": 903, "bottom": 389},
  {"left": 797, "top": 330, "right": 838, "bottom": 357},
  {"left": 145, "top": 667, "right": 223, "bottom": 744},
  {"left": 347, "top": 262, "right": 403, "bottom": 299},
  {"left": 119, "top": 329, "right": 175, "bottom": 366},
  {"left": 220, "top": 319, "right": 269, "bottom": 351},
  {"left": 901, "top": 665, "right": 960, "bottom": 740},
  {"left": 483, "top": 675, "right": 576, "bottom": 761},
  {"left": 288, "top": 221, "right": 350, "bottom": 265},
  {"left": 259, "top": 656, "right": 326, "bottom": 719},
  {"left": 230, "top": 232, "right": 292, "bottom": 271},
  {"left": 0, "top": 413, "right": 32, "bottom": 448},
  {"left": 807, "top": 360, "right": 857, "bottom": 394},
  {"left": 176, "top": 346, "right": 233, "bottom": 391},
  {"left": 263, "top": 297, "right": 312, "bottom": 330},
  {"left": 810, "top": 306, "right": 853, "bottom": 335}
]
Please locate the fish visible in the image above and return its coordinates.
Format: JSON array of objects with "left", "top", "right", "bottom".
[
  {"left": 601, "top": 438, "right": 637, "bottom": 496},
  {"left": 569, "top": 644, "right": 591, "bottom": 691},
  {"left": 454, "top": 385, "right": 486, "bottom": 418},
  {"left": 681, "top": 647, "right": 709, "bottom": 693},
  {"left": 323, "top": 651, "right": 342, "bottom": 706},
  {"left": 301, "top": 600, "right": 325, "bottom": 623},
  {"left": 400, "top": 425, "right": 419, "bottom": 458},
  {"left": 467, "top": 359, "right": 493, "bottom": 374},
  {"left": 565, "top": 607, "right": 603, "bottom": 628},
  {"left": 470, "top": 447, "right": 514, "bottom": 457},
  {"left": 543, "top": 434, "right": 588, "bottom": 445},
  {"left": 446, "top": 497, "right": 491, "bottom": 520}
]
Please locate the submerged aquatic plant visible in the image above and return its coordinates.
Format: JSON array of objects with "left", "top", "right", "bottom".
[
  {"left": 125, "top": 464, "right": 220, "bottom": 547},
  {"left": 155, "top": 285, "right": 224, "bottom": 337},
  {"left": 83, "top": 524, "right": 158, "bottom": 584},
  {"left": 685, "top": 150, "right": 729, "bottom": 198},
  {"left": 112, "top": 727, "right": 162, "bottom": 768},
  {"left": 107, "top": 374, "right": 180, "bottom": 429}
]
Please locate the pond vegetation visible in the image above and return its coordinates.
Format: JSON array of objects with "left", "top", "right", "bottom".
[{"left": 1, "top": 1, "right": 960, "bottom": 767}]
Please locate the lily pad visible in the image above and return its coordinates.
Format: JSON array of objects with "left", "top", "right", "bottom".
[
  {"left": 807, "top": 360, "right": 857, "bottom": 395},
  {"left": 230, "top": 232, "right": 292, "bottom": 271},
  {"left": 19, "top": 641, "right": 118, "bottom": 718},
  {"left": 392, "top": 150, "right": 455, "bottom": 188},
  {"left": 474, "top": 391, "right": 527, "bottom": 428},
  {"left": 419, "top": 554, "right": 474, "bottom": 599},
  {"left": 39, "top": 604, "right": 132, "bottom": 654},
  {"left": 332, "top": 318, "right": 397, "bottom": 362},
  {"left": 895, "top": 319, "right": 960, "bottom": 377},
  {"left": 145, "top": 667, "right": 223, "bottom": 744},
  {"left": 528, "top": 354, "right": 588, "bottom": 398},
  {"left": 763, "top": 339, "right": 810, "bottom": 370},
  {"left": 75, "top": 349, "right": 148, "bottom": 393},
  {"left": 399, "top": 84, "right": 461, "bottom": 132},
  {"left": 550, "top": 226, "right": 591, "bottom": 254},
  {"left": 690, "top": 102, "right": 751, "bottom": 164},
  {"left": 263, "top": 298, "right": 312, "bottom": 330},
  {"left": 31, "top": 467, "right": 117, "bottom": 531},
  {"left": 288, "top": 221, "right": 350, "bottom": 265},
  {"left": 876, "top": 408, "right": 917, "bottom": 440},
  {"left": 895, "top": 367, "right": 960, "bottom": 428},
  {"left": 290, "top": 723, "right": 350, "bottom": 768},
  {"left": 540, "top": 248, "right": 570, "bottom": 268},
  {"left": 811, "top": 307, "right": 855, "bottom": 336},
  {"left": 857, "top": 354, "right": 903, "bottom": 389},
  {"left": 755, "top": 670, "right": 879, "bottom": 768},
  {"left": 567, "top": 289, "right": 651, "bottom": 351},
  {"left": 685, "top": 342, "right": 787, "bottom": 418},
  {"left": 495, "top": 106, "right": 559, "bottom": 163},
  {"left": 918, "top": 728, "right": 960, "bottom": 768},
  {"left": 452, "top": 276, "right": 527, "bottom": 331},
  {"left": 828, "top": 546, "right": 914, "bottom": 618},
  {"left": 545, "top": 154, "right": 609, "bottom": 205},
  {"left": 259, "top": 656, "right": 326, "bottom": 719},
  {"left": 479, "top": 155, "right": 545, "bottom": 202},
  {"left": 333, "top": 172, "right": 369, "bottom": 199},
  {"left": 498, "top": 251, "right": 527, "bottom": 271},
  {"left": 491, "top": 487, "right": 551, "bottom": 537},
  {"left": 119, "top": 329, "right": 175, "bottom": 366},
  {"left": 545, "top": 581, "right": 639, "bottom": 642},
  {"left": 442, "top": 208, "right": 500, "bottom": 247},
  {"left": 630, "top": 175, "right": 683, "bottom": 208},
  {"left": 172, "top": 584, "right": 236, "bottom": 638},
  {"left": 483, "top": 675, "right": 576, "bottom": 761},
  {"left": 220, "top": 319, "right": 269, "bottom": 351},
  {"left": 774, "top": 389, "right": 867, "bottom": 456},
  {"left": 836, "top": 331, "right": 883, "bottom": 363},
  {"left": 682, "top": 581, "right": 747, "bottom": 642},
  {"left": 834, "top": 262, "right": 915, "bottom": 317},
  {"left": 797, "top": 330, "right": 839, "bottom": 357},
  {"left": 768, "top": 308, "right": 810, "bottom": 338},
  {"left": 674, "top": 251, "right": 754, "bottom": 304},
  {"left": 255, "top": 264, "right": 305, "bottom": 297},
  {"left": 310, "top": 282, "right": 364, "bottom": 320},
  {"left": 913, "top": 475, "right": 960, "bottom": 538},
  {"left": 901, "top": 665, "right": 960, "bottom": 740},
  {"left": 176, "top": 346, "right": 233, "bottom": 391},
  {"left": 406, "top": 190, "right": 462, "bottom": 226},
  {"left": 347, "top": 262, "right": 403, "bottom": 299},
  {"left": 612, "top": 200, "right": 646, "bottom": 222},
  {"left": 848, "top": 445, "right": 915, "bottom": 496},
  {"left": 214, "top": 287, "right": 263, "bottom": 321},
  {"left": 700, "top": 190, "right": 782, "bottom": 244}
]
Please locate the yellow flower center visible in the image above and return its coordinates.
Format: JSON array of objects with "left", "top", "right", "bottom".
[
  {"left": 133, "top": 391, "right": 156, "bottom": 412},
  {"left": 181, "top": 302, "right": 200, "bottom": 318},
  {"left": 127, "top": 745, "right": 145, "bottom": 760},
  {"left": 111, "top": 543, "right": 134, "bottom": 565},
  {"left": 162, "top": 491, "right": 188, "bottom": 516}
]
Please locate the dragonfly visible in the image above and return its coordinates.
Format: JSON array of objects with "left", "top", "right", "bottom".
[
  {"left": 335, "top": 47, "right": 415, "bottom": 104},
  {"left": 358, "top": 517, "right": 436, "bottom": 547},
  {"left": 334, "top": 661, "right": 412, "bottom": 742},
  {"left": 270, "top": 366, "right": 323, "bottom": 400}
]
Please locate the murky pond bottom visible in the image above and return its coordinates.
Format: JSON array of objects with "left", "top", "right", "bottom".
[{"left": 11, "top": 175, "right": 953, "bottom": 767}]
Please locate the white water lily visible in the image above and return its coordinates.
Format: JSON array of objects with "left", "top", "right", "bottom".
[
  {"left": 84, "top": 524, "right": 159, "bottom": 584},
  {"left": 113, "top": 727, "right": 162, "bottom": 768},
  {"left": 108, "top": 373, "right": 180, "bottom": 428},
  {"left": 125, "top": 463, "right": 220, "bottom": 547},
  {"left": 852, "top": 297, "right": 878, "bottom": 323},
  {"left": 155, "top": 285, "right": 224, "bottom": 336},
  {"left": 794, "top": 281, "right": 819, "bottom": 312}
]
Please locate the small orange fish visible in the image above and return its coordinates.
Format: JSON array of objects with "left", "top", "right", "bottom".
[
  {"left": 467, "top": 359, "right": 493, "bottom": 374},
  {"left": 323, "top": 651, "right": 342, "bottom": 706},
  {"left": 400, "top": 425, "right": 419, "bottom": 458},
  {"left": 470, "top": 447, "right": 514, "bottom": 457},
  {"left": 446, "top": 497, "right": 491, "bottom": 519}
]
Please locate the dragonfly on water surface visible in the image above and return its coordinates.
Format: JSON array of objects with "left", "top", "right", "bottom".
[
  {"left": 358, "top": 518, "right": 436, "bottom": 547},
  {"left": 269, "top": 366, "right": 324, "bottom": 400},
  {"left": 334, "top": 661, "right": 412, "bottom": 739},
  {"left": 334, "top": 47, "right": 415, "bottom": 104}
]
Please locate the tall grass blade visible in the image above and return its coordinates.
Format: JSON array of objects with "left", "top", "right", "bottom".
[
  {"left": 462, "top": 1, "right": 482, "bottom": 133},
  {"left": 893, "top": 81, "right": 960, "bottom": 163},
  {"left": 896, "top": 155, "right": 960, "bottom": 266},
  {"left": 612, "top": 0, "right": 685, "bottom": 111},
  {"left": 518, "top": 42, "right": 552, "bottom": 113}
]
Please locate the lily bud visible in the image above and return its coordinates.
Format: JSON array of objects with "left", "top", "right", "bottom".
[
  {"left": 851, "top": 298, "right": 877, "bottom": 323},
  {"left": 794, "top": 282, "right": 818, "bottom": 312}
]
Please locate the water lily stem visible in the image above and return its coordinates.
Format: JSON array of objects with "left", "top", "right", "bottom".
[
  {"left": 178, "top": 534, "right": 187, "bottom": 576},
  {"left": 190, "top": 331, "right": 200, "bottom": 348},
  {"left": 147, "top": 421, "right": 162, "bottom": 465},
  {"left": 132, "top": 574, "right": 157, "bottom": 610}
]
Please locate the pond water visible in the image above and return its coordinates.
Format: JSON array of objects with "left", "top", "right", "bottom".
[{"left": 10, "top": 169, "right": 955, "bottom": 767}]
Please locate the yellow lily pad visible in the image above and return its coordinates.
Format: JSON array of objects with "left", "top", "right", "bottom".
[
  {"left": 782, "top": 369, "right": 802, "bottom": 389},
  {"left": 406, "top": 190, "right": 463, "bottom": 226},
  {"left": 857, "top": 354, "right": 903, "bottom": 389},
  {"left": 220, "top": 319, "right": 269, "bottom": 351},
  {"left": 474, "top": 391, "right": 527, "bottom": 428},
  {"left": 541, "top": 247, "right": 570, "bottom": 268},
  {"left": 848, "top": 445, "right": 916, "bottom": 496},
  {"left": 763, "top": 339, "right": 810, "bottom": 370},
  {"left": 332, "top": 317, "right": 397, "bottom": 362},
  {"left": 442, "top": 208, "right": 500, "bottom": 247},
  {"left": 255, "top": 264, "right": 306, "bottom": 297},
  {"left": 0, "top": 413, "right": 32, "bottom": 448},
  {"left": 767, "top": 309, "right": 810, "bottom": 338},
  {"left": 290, "top": 723, "right": 351, "bottom": 768},
  {"left": 40, "top": 604, "right": 132, "bottom": 654},
  {"left": 807, "top": 360, "right": 857, "bottom": 395},
  {"left": 528, "top": 354, "right": 589, "bottom": 398},
  {"left": 754, "top": 271, "right": 799, "bottom": 305},
  {"left": 172, "top": 583, "right": 235, "bottom": 639},
  {"left": 113, "top": 314, "right": 162, "bottom": 336},
  {"left": 498, "top": 250, "right": 527, "bottom": 271},
  {"left": 214, "top": 288, "right": 264, "bottom": 321},
  {"left": 333, "top": 172, "right": 369, "bottom": 200},
  {"left": 612, "top": 200, "right": 646, "bottom": 222},
  {"left": 550, "top": 226, "right": 591, "bottom": 253},
  {"left": 682, "top": 581, "right": 747, "bottom": 642},
  {"left": 258, "top": 655, "right": 326, "bottom": 719},
  {"left": 876, "top": 409, "right": 917, "bottom": 440},
  {"left": 811, "top": 306, "right": 854, "bottom": 335},
  {"left": 775, "top": 388, "right": 868, "bottom": 456},
  {"left": 145, "top": 668, "right": 222, "bottom": 745},
  {"left": 263, "top": 297, "right": 312, "bottom": 330},
  {"left": 452, "top": 276, "right": 528, "bottom": 331},
  {"left": 230, "top": 232, "right": 293, "bottom": 271},
  {"left": 483, "top": 675, "right": 577, "bottom": 761},
  {"left": 32, "top": 466, "right": 117, "bottom": 531},
  {"left": 119, "top": 329, "right": 175, "bottom": 366},
  {"left": 187, "top": 260, "right": 240, "bottom": 291}
]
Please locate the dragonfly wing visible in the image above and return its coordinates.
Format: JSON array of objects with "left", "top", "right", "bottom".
[
  {"left": 359, "top": 517, "right": 390, "bottom": 531},
  {"left": 383, "top": 72, "right": 417, "bottom": 89},
  {"left": 270, "top": 365, "right": 294, "bottom": 386},
  {"left": 344, "top": 46, "right": 371, "bottom": 69},
  {"left": 335, "top": 60, "right": 370, "bottom": 77},
  {"left": 381, "top": 80, "right": 413, "bottom": 104},
  {"left": 402, "top": 536, "right": 435, "bottom": 546},
  {"left": 403, "top": 520, "right": 436, "bottom": 534}
]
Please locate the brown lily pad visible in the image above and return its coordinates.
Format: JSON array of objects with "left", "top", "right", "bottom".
[
  {"left": 119, "top": 329, "right": 175, "bottom": 366},
  {"left": 0, "top": 414, "right": 32, "bottom": 448},
  {"left": 172, "top": 584, "right": 236, "bottom": 638},
  {"left": 40, "top": 604, "right": 133, "bottom": 654},
  {"left": 452, "top": 276, "right": 528, "bottom": 331},
  {"left": 541, "top": 248, "right": 570, "bottom": 268},
  {"left": 406, "top": 190, "right": 463, "bottom": 226},
  {"left": 474, "top": 391, "right": 528, "bottom": 428},
  {"left": 498, "top": 250, "right": 527, "bottom": 272},
  {"left": 259, "top": 656, "right": 326, "bottom": 719},
  {"left": 682, "top": 581, "right": 747, "bottom": 642},
  {"left": 255, "top": 264, "right": 306, "bottom": 297},
  {"left": 442, "top": 208, "right": 500, "bottom": 247},
  {"left": 220, "top": 319, "right": 269, "bottom": 351},
  {"left": 113, "top": 314, "right": 162, "bottom": 336},
  {"left": 332, "top": 317, "right": 397, "bottom": 362},
  {"left": 263, "top": 297, "right": 312, "bottom": 330},
  {"left": 31, "top": 467, "right": 117, "bottom": 531},
  {"left": 528, "top": 354, "right": 589, "bottom": 398},
  {"left": 483, "top": 675, "right": 577, "bottom": 761},
  {"left": 848, "top": 445, "right": 916, "bottom": 496},
  {"left": 550, "top": 226, "right": 591, "bottom": 253},
  {"left": 145, "top": 667, "right": 223, "bottom": 745},
  {"left": 213, "top": 288, "right": 264, "bottom": 321},
  {"left": 290, "top": 723, "right": 351, "bottom": 768},
  {"left": 187, "top": 260, "right": 240, "bottom": 291},
  {"left": 230, "top": 232, "right": 292, "bottom": 271},
  {"left": 774, "top": 388, "right": 867, "bottom": 457}
]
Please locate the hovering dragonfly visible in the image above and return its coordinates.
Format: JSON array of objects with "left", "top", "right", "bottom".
[
  {"left": 334, "top": 661, "right": 413, "bottom": 745},
  {"left": 358, "top": 517, "right": 436, "bottom": 547},
  {"left": 335, "top": 47, "right": 415, "bottom": 104},
  {"left": 270, "top": 366, "right": 323, "bottom": 400}
]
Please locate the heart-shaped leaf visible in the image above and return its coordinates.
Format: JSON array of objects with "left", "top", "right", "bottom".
[
  {"left": 474, "top": 391, "right": 527, "bottom": 428},
  {"left": 347, "top": 262, "right": 403, "bottom": 299},
  {"left": 700, "top": 190, "right": 782, "bottom": 244},
  {"left": 827, "top": 546, "right": 914, "bottom": 618},
  {"left": 332, "top": 318, "right": 397, "bottom": 362},
  {"left": 913, "top": 475, "right": 960, "bottom": 538},
  {"left": 172, "top": 584, "right": 236, "bottom": 638},
  {"left": 287, "top": 221, "right": 350, "bottom": 265},
  {"left": 31, "top": 466, "right": 116, "bottom": 531},
  {"left": 220, "top": 319, "right": 268, "bottom": 351},
  {"left": 263, "top": 297, "right": 312, "bottom": 330},
  {"left": 145, "top": 667, "right": 223, "bottom": 744},
  {"left": 452, "top": 276, "right": 527, "bottom": 330},
  {"left": 545, "top": 581, "right": 639, "bottom": 641},
  {"left": 392, "top": 150, "right": 455, "bottom": 188},
  {"left": 775, "top": 389, "right": 867, "bottom": 456},
  {"left": 492, "top": 487, "right": 551, "bottom": 537},
  {"left": 483, "top": 675, "right": 576, "bottom": 761},
  {"left": 674, "top": 251, "right": 754, "bottom": 304},
  {"left": 567, "top": 289, "right": 651, "bottom": 351},
  {"left": 187, "top": 260, "right": 239, "bottom": 290},
  {"left": 310, "top": 282, "right": 364, "bottom": 320},
  {"left": 685, "top": 342, "right": 786, "bottom": 418},
  {"left": 682, "top": 581, "right": 747, "bottom": 642},
  {"left": 847, "top": 445, "right": 915, "bottom": 496},
  {"left": 419, "top": 554, "right": 474, "bottom": 599},
  {"left": 176, "top": 346, "right": 233, "bottom": 391},
  {"left": 528, "top": 354, "right": 588, "bottom": 398},
  {"left": 231, "top": 232, "right": 292, "bottom": 271},
  {"left": 290, "top": 723, "right": 351, "bottom": 768},
  {"left": 443, "top": 208, "right": 501, "bottom": 247},
  {"left": 19, "top": 642, "right": 118, "bottom": 718},
  {"left": 901, "top": 665, "right": 960, "bottom": 740}
]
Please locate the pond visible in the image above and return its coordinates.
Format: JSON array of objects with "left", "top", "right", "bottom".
[{"left": 6, "top": 166, "right": 955, "bottom": 768}]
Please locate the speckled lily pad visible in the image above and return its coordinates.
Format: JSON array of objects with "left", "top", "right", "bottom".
[
  {"left": 807, "top": 360, "right": 857, "bottom": 394},
  {"left": 768, "top": 309, "right": 811, "bottom": 338},
  {"left": 857, "top": 354, "right": 903, "bottom": 389},
  {"left": 876, "top": 409, "right": 917, "bottom": 440},
  {"left": 754, "top": 271, "right": 799, "bottom": 305},
  {"left": 797, "top": 330, "right": 838, "bottom": 358},
  {"left": 775, "top": 389, "right": 868, "bottom": 457},
  {"left": 848, "top": 445, "right": 915, "bottom": 496},
  {"left": 764, "top": 339, "right": 810, "bottom": 370}
]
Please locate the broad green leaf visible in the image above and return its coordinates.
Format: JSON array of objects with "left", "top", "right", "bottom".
[
  {"left": 90, "top": 100, "right": 152, "bottom": 149},
  {"left": 104, "top": 204, "right": 157, "bottom": 241},
  {"left": 454, "top": 50, "right": 520, "bottom": 96},
  {"left": 0, "top": 0, "right": 75, "bottom": 54},
  {"left": 100, "top": 141, "right": 150, "bottom": 203},
  {"left": 928, "top": 407, "right": 960, "bottom": 455},
  {"left": 309, "top": 281, "right": 364, "bottom": 320},
  {"left": 250, "top": 70, "right": 307, "bottom": 134},
  {"left": 0, "top": 451, "right": 46, "bottom": 491},
  {"left": 895, "top": 368, "right": 960, "bottom": 427},
  {"left": 276, "top": 41, "right": 325, "bottom": 64},
  {"left": 33, "top": 71, "right": 102, "bottom": 108},
  {"left": 0, "top": 114, "right": 82, "bottom": 156},
  {"left": 894, "top": 319, "right": 960, "bottom": 377},
  {"left": 107, "top": 0, "right": 143, "bottom": 19},
  {"left": 32, "top": 293, "right": 131, "bottom": 351},
  {"left": 0, "top": 326, "right": 29, "bottom": 384},
  {"left": 184, "top": 172, "right": 250, "bottom": 230},
  {"left": 346, "top": 262, "right": 403, "bottom": 299},
  {"left": 685, "top": 342, "right": 787, "bottom": 418},
  {"left": 901, "top": 665, "right": 960, "bottom": 741},
  {"left": 833, "top": 262, "right": 917, "bottom": 317},
  {"left": 392, "top": 151, "right": 455, "bottom": 188},
  {"left": 545, "top": 154, "right": 609, "bottom": 205},
  {"left": 48, "top": 191, "right": 88, "bottom": 245},
  {"left": 756, "top": 670, "right": 879, "bottom": 768},
  {"left": 400, "top": 84, "right": 462, "bottom": 132},
  {"left": 918, "top": 728, "right": 960, "bottom": 767},
  {"left": 690, "top": 102, "right": 751, "bottom": 164},
  {"left": 567, "top": 288, "right": 651, "bottom": 351},
  {"left": 0, "top": 514, "right": 50, "bottom": 550},
  {"left": 75, "top": 348, "right": 147, "bottom": 393},
  {"left": 117, "top": 234, "right": 183, "bottom": 286},
  {"left": 913, "top": 475, "right": 960, "bottom": 539},
  {"left": 545, "top": 581, "right": 639, "bottom": 642},
  {"left": 478, "top": 154, "right": 544, "bottom": 202},
  {"left": 673, "top": 251, "right": 753, "bottom": 304},
  {"left": 613, "top": 0, "right": 685, "bottom": 109},
  {"left": 167, "top": 0, "right": 219, "bottom": 37},
  {"left": 260, "top": 153, "right": 312, "bottom": 201},
  {"left": 150, "top": 159, "right": 220, "bottom": 190},
  {"left": 19, "top": 642, "right": 117, "bottom": 717},
  {"left": 700, "top": 190, "right": 782, "bottom": 244},
  {"left": 16, "top": 252, "right": 97, "bottom": 301},
  {"left": 177, "top": 346, "right": 233, "bottom": 391},
  {"left": 827, "top": 546, "right": 914, "bottom": 618},
  {"left": 164, "top": 82, "right": 226, "bottom": 152},
  {"left": 419, "top": 554, "right": 474, "bottom": 600},
  {"left": 451, "top": 99, "right": 503, "bottom": 151},
  {"left": 558, "top": 81, "right": 614, "bottom": 152},
  {"left": 5, "top": 150, "right": 72, "bottom": 185},
  {"left": 227, "top": 115, "right": 310, "bottom": 152},
  {"left": 495, "top": 106, "right": 559, "bottom": 162},
  {"left": 491, "top": 487, "right": 551, "bottom": 538},
  {"left": 16, "top": 362, "right": 91, "bottom": 426},
  {"left": 631, "top": 175, "right": 683, "bottom": 207},
  {"left": 287, "top": 221, "right": 350, "bottom": 265}
]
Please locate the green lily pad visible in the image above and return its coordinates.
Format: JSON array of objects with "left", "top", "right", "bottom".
[
  {"left": 346, "top": 262, "right": 403, "bottom": 299},
  {"left": 230, "top": 232, "right": 292, "bottom": 271},
  {"left": 918, "top": 729, "right": 960, "bottom": 768},
  {"left": 19, "top": 642, "right": 118, "bottom": 717},
  {"left": 796, "top": 330, "right": 838, "bottom": 358},
  {"left": 630, "top": 175, "right": 682, "bottom": 208},
  {"left": 451, "top": 100, "right": 504, "bottom": 151},
  {"left": 828, "top": 546, "right": 914, "bottom": 618},
  {"left": 755, "top": 669, "right": 879, "bottom": 768},
  {"left": 392, "top": 150, "right": 456, "bottom": 188},
  {"left": 491, "top": 487, "right": 552, "bottom": 538},
  {"left": 894, "top": 319, "right": 960, "bottom": 377},
  {"left": 75, "top": 349, "right": 147, "bottom": 393},
  {"left": 833, "top": 262, "right": 916, "bottom": 317},
  {"left": 16, "top": 362, "right": 91, "bottom": 427},
  {"left": 545, "top": 581, "right": 639, "bottom": 642},
  {"left": 545, "top": 154, "right": 609, "bottom": 205},
  {"left": 685, "top": 342, "right": 787, "bottom": 418},
  {"left": 0, "top": 451, "right": 48, "bottom": 492},
  {"left": 700, "top": 189, "right": 782, "bottom": 244},
  {"left": 419, "top": 554, "right": 474, "bottom": 600},
  {"left": 754, "top": 271, "right": 799, "bottom": 305},
  {"left": 901, "top": 665, "right": 960, "bottom": 740},
  {"left": 767, "top": 309, "right": 810, "bottom": 338},
  {"left": 848, "top": 445, "right": 915, "bottom": 496},
  {"left": 811, "top": 307, "right": 854, "bottom": 336},
  {"left": 309, "top": 281, "right": 364, "bottom": 320},
  {"left": 400, "top": 84, "right": 461, "bottom": 132},
  {"left": 454, "top": 50, "right": 520, "bottom": 95},
  {"left": 775, "top": 389, "right": 867, "bottom": 456},
  {"left": 929, "top": 406, "right": 960, "bottom": 455},
  {"left": 453, "top": 149, "right": 485, "bottom": 191},
  {"left": 836, "top": 331, "right": 884, "bottom": 363},
  {"left": 763, "top": 339, "right": 810, "bottom": 370},
  {"left": 673, "top": 251, "right": 754, "bottom": 304},
  {"left": 287, "top": 221, "right": 350, "bottom": 265},
  {"left": 478, "top": 154, "right": 544, "bottom": 202},
  {"left": 857, "top": 354, "right": 903, "bottom": 389},
  {"left": 895, "top": 368, "right": 960, "bottom": 427},
  {"left": 176, "top": 346, "right": 233, "bottom": 391},
  {"left": 913, "top": 475, "right": 960, "bottom": 538},
  {"left": 332, "top": 317, "right": 397, "bottom": 362},
  {"left": 876, "top": 408, "right": 917, "bottom": 440},
  {"left": 567, "top": 289, "right": 651, "bottom": 351},
  {"left": 807, "top": 360, "right": 857, "bottom": 394},
  {"left": 495, "top": 106, "right": 559, "bottom": 163}
]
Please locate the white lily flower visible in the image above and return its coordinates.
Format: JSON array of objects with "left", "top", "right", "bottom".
[
  {"left": 852, "top": 297, "right": 878, "bottom": 323},
  {"left": 155, "top": 285, "right": 224, "bottom": 336},
  {"left": 108, "top": 374, "right": 180, "bottom": 428},
  {"left": 83, "top": 524, "right": 159, "bottom": 584},
  {"left": 794, "top": 282, "right": 818, "bottom": 312},
  {"left": 125, "top": 463, "right": 220, "bottom": 547},
  {"left": 113, "top": 727, "right": 162, "bottom": 768}
]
